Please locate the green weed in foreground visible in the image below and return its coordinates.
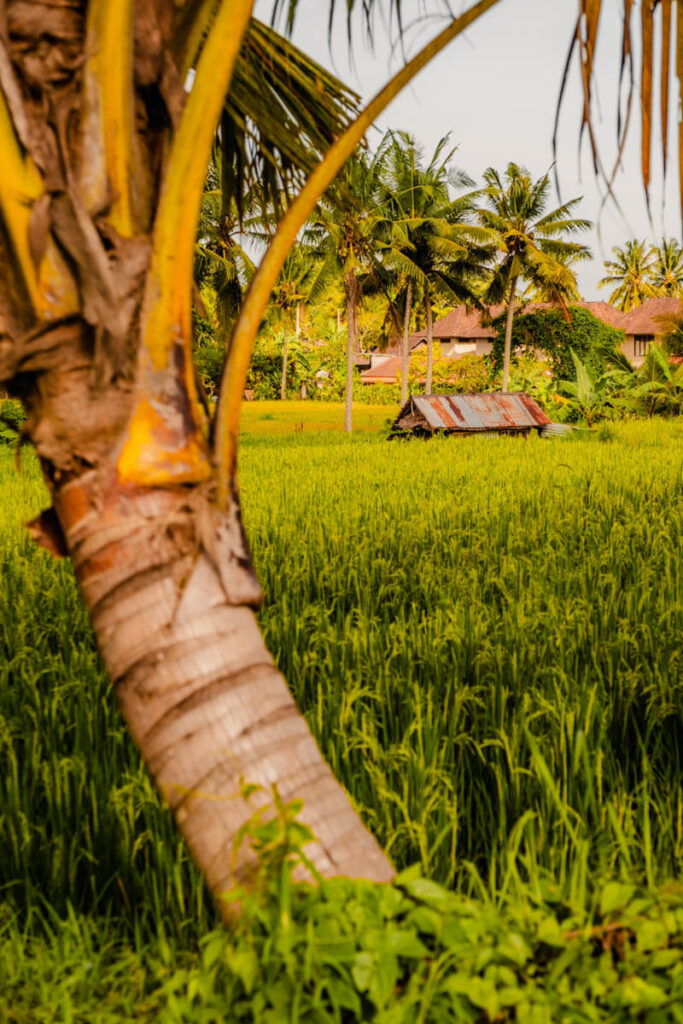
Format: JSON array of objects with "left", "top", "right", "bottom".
[
  {"left": 2, "top": 808, "right": 683, "bottom": 1022},
  {"left": 0, "top": 419, "right": 682, "bottom": 1019}
]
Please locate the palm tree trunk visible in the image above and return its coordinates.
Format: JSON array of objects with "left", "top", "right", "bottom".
[
  {"left": 280, "top": 327, "right": 288, "bottom": 401},
  {"left": 344, "top": 271, "right": 360, "bottom": 434},
  {"left": 17, "top": 328, "right": 393, "bottom": 921},
  {"left": 425, "top": 292, "right": 434, "bottom": 395},
  {"left": 59, "top": 477, "right": 392, "bottom": 913},
  {"left": 401, "top": 280, "right": 414, "bottom": 406},
  {"left": 502, "top": 275, "right": 518, "bottom": 394}
]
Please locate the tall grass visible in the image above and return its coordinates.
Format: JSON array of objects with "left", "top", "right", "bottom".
[
  {"left": 0, "top": 418, "right": 682, "bottom": 945},
  {"left": 237, "top": 422, "right": 683, "bottom": 908}
]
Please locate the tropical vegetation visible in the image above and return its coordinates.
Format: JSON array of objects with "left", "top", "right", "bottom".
[
  {"left": 475, "top": 163, "right": 591, "bottom": 393},
  {"left": 489, "top": 306, "right": 624, "bottom": 381},
  {"left": 2, "top": 418, "right": 683, "bottom": 1018},
  {"left": 598, "top": 238, "right": 683, "bottom": 311},
  {"left": 1, "top": 0, "right": 683, "bottom": 1018}
]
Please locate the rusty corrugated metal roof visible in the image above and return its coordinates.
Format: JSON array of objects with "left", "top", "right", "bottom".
[{"left": 404, "top": 393, "right": 552, "bottom": 431}]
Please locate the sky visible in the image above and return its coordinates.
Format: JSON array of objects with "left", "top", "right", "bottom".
[{"left": 253, "top": 0, "right": 682, "bottom": 299}]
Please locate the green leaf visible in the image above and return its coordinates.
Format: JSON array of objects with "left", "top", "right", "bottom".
[
  {"left": 399, "top": 877, "right": 455, "bottom": 909},
  {"left": 636, "top": 919, "right": 669, "bottom": 952},
  {"left": 617, "top": 976, "right": 667, "bottom": 1010},
  {"left": 536, "top": 916, "right": 565, "bottom": 948},
  {"left": 228, "top": 949, "right": 260, "bottom": 994},
  {"left": 352, "top": 950, "right": 400, "bottom": 1010},
  {"left": 600, "top": 882, "right": 637, "bottom": 916},
  {"left": 384, "top": 929, "right": 430, "bottom": 959}
]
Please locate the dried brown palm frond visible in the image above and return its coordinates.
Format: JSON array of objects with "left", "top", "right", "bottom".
[{"left": 556, "top": 0, "right": 682, "bottom": 229}]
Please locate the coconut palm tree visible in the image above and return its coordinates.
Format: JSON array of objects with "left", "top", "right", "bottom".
[
  {"left": 377, "top": 131, "right": 494, "bottom": 397},
  {"left": 649, "top": 238, "right": 683, "bottom": 298},
  {"left": 194, "top": 162, "right": 259, "bottom": 334},
  {"left": 598, "top": 240, "right": 658, "bottom": 311},
  {"left": 0, "top": 0, "right": 681, "bottom": 919},
  {"left": 268, "top": 245, "right": 317, "bottom": 400},
  {"left": 308, "top": 145, "right": 393, "bottom": 431},
  {"left": 476, "top": 163, "right": 591, "bottom": 393},
  {"left": 0, "top": 0, "right": 508, "bottom": 916}
]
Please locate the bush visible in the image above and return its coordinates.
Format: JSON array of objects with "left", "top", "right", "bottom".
[
  {"left": 0, "top": 398, "right": 25, "bottom": 446},
  {"left": 491, "top": 307, "right": 624, "bottom": 381},
  {"left": 194, "top": 341, "right": 225, "bottom": 397},
  {"left": 408, "top": 350, "right": 492, "bottom": 394},
  {"left": 662, "top": 316, "right": 683, "bottom": 357}
]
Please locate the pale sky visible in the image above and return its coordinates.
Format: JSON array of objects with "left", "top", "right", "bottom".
[{"left": 254, "top": 0, "right": 681, "bottom": 298}]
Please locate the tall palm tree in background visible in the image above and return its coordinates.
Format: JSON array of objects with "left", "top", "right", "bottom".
[
  {"left": 378, "top": 132, "right": 494, "bottom": 397},
  {"left": 476, "top": 163, "right": 591, "bottom": 393},
  {"left": 308, "top": 147, "right": 390, "bottom": 431},
  {"left": 268, "top": 246, "right": 316, "bottom": 400},
  {"left": 194, "top": 161, "right": 257, "bottom": 334},
  {"left": 649, "top": 238, "right": 683, "bottom": 298},
  {"left": 599, "top": 240, "right": 658, "bottom": 311},
  {"left": 0, "top": 0, "right": 681, "bottom": 917}
]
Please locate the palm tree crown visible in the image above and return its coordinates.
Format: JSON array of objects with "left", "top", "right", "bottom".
[
  {"left": 307, "top": 147, "right": 390, "bottom": 431},
  {"left": 476, "top": 163, "right": 592, "bottom": 392},
  {"left": 479, "top": 164, "right": 591, "bottom": 302},
  {"left": 598, "top": 240, "right": 658, "bottom": 312},
  {"left": 377, "top": 131, "right": 494, "bottom": 398},
  {"left": 649, "top": 238, "right": 683, "bottom": 298}
]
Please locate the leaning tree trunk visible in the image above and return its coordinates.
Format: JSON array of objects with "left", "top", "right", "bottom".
[
  {"left": 0, "top": 0, "right": 393, "bottom": 923},
  {"left": 400, "top": 280, "right": 413, "bottom": 406},
  {"left": 344, "top": 270, "right": 360, "bottom": 434},
  {"left": 7, "top": 325, "right": 393, "bottom": 917},
  {"left": 502, "top": 275, "right": 518, "bottom": 394},
  {"left": 280, "top": 327, "right": 289, "bottom": 401},
  {"left": 425, "top": 292, "right": 434, "bottom": 395}
]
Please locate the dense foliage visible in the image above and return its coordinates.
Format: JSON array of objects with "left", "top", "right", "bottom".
[
  {"left": 0, "top": 397, "right": 25, "bottom": 446},
  {"left": 490, "top": 307, "right": 624, "bottom": 381}
]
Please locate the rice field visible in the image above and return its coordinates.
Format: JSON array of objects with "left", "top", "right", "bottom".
[{"left": 1, "top": 412, "right": 683, "bottom": 1019}]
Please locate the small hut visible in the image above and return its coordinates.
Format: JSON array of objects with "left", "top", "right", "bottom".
[{"left": 391, "top": 393, "right": 557, "bottom": 439}]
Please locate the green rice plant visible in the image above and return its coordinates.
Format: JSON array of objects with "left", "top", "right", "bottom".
[{"left": 0, "top": 418, "right": 682, "bottom": 1015}]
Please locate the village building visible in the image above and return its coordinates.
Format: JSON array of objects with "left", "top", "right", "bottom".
[
  {"left": 360, "top": 297, "right": 683, "bottom": 383},
  {"left": 618, "top": 296, "right": 683, "bottom": 366},
  {"left": 391, "top": 393, "right": 555, "bottom": 438}
]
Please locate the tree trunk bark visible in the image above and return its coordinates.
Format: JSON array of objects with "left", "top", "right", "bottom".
[
  {"left": 502, "top": 275, "right": 518, "bottom": 394},
  {"left": 400, "top": 280, "right": 413, "bottom": 406},
  {"left": 280, "top": 327, "right": 288, "bottom": 401},
  {"left": 7, "top": 325, "right": 394, "bottom": 922},
  {"left": 425, "top": 292, "right": 434, "bottom": 395},
  {"left": 55, "top": 473, "right": 392, "bottom": 913},
  {"left": 344, "top": 271, "right": 359, "bottom": 434},
  {"left": 0, "top": 1, "right": 395, "bottom": 924}
]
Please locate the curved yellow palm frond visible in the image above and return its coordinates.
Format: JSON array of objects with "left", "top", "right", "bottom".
[
  {"left": 214, "top": 0, "right": 502, "bottom": 505},
  {"left": 117, "top": 0, "right": 255, "bottom": 488}
]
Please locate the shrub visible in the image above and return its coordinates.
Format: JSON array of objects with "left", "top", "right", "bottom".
[
  {"left": 491, "top": 307, "right": 625, "bottom": 381},
  {"left": 0, "top": 398, "right": 25, "bottom": 446},
  {"left": 194, "top": 341, "right": 226, "bottom": 397},
  {"left": 408, "top": 351, "right": 492, "bottom": 393}
]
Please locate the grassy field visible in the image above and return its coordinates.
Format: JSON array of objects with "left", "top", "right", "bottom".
[
  {"left": 239, "top": 400, "right": 396, "bottom": 435},
  {"left": 1, "top": 411, "right": 683, "bottom": 1019}
]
